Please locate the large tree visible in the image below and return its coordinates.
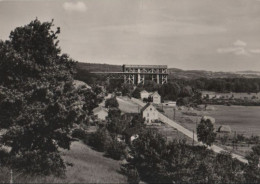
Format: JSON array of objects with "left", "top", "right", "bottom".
[
  {"left": 197, "top": 119, "right": 216, "bottom": 146},
  {"left": 0, "top": 19, "right": 97, "bottom": 175}
]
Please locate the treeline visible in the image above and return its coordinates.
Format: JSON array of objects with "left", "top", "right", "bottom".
[
  {"left": 176, "top": 78, "right": 260, "bottom": 93},
  {"left": 122, "top": 130, "right": 260, "bottom": 184}
]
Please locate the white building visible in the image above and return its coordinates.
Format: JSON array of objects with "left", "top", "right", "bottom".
[
  {"left": 163, "top": 100, "right": 176, "bottom": 107},
  {"left": 141, "top": 103, "right": 159, "bottom": 124},
  {"left": 93, "top": 106, "right": 108, "bottom": 121},
  {"left": 140, "top": 90, "right": 150, "bottom": 100},
  {"left": 151, "top": 91, "right": 161, "bottom": 104}
]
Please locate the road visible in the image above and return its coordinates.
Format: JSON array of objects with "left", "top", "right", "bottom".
[{"left": 131, "top": 97, "right": 248, "bottom": 164}]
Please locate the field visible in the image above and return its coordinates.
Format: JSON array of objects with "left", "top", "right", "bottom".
[
  {"left": 164, "top": 105, "right": 260, "bottom": 137},
  {"left": 0, "top": 141, "right": 127, "bottom": 183}
]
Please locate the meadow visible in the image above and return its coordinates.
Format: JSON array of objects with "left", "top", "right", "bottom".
[{"left": 0, "top": 141, "right": 127, "bottom": 183}]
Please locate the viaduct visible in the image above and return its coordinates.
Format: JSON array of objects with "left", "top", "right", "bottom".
[{"left": 92, "top": 64, "right": 168, "bottom": 85}]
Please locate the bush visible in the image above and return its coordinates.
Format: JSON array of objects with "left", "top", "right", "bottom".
[
  {"left": 105, "top": 97, "right": 119, "bottom": 108},
  {"left": 106, "top": 139, "right": 127, "bottom": 160},
  {"left": 88, "top": 128, "right": 112, "bottom": 152},
  {"left": 71, "top": 128, "right": 87, "bottom": 140},
  {"left": 121, "top": 164, "right": 140, "bottom": 184}
]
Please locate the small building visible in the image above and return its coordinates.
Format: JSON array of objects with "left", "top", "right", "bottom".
[
  {"left": 151, "top": 91, "right": 161, "bottom": 104},
  {"left": 93, "top": 106, "right": 108, "bottom": 121},
  {"left": 163, "top": 100, "right": 176, "bottom": 107},
  {"left": 140, "top": 90, "right": 150, "bottom": 100},
  {"left": 218, "top": 125, "right": 232, "bottom": 133},
  {"left": 141, "top": 103, "right": 159, "bottom": 124}
]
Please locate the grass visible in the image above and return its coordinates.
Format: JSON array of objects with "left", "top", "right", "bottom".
[
  {"left": 0, "top": 141, "right": 127, "bottom": 183},
  {"left": 116, "top": 96, "right": 141, "bottom": 113},
  {"left": 163, "top": 105, "right": 260, "bottom": 157}
]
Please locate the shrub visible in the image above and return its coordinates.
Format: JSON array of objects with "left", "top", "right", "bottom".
[
  {"left": 71, "top": 128, "right": 87, "bottom": 140},
  {"left": 121, "top": 165, "right": 140, "bottom": 184},
  {"left": 106, "top": 139, "right": 127, "bottom": 160},
  {"left": 88, "top": 128, "right": 112, "bottom": 152}
]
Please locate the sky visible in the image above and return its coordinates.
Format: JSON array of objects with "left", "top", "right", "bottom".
[{"left": 0, "top": 0, "right": 260, "bottom": 71}]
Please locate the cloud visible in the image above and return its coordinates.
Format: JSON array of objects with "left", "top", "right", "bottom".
[
  {"left": 249, "top": 49, "right": 260, "bottom": 54},
  {"left": 217, "top": 47, "right": 249, "bottom": 56},
  {"left": 216, "top": 40, "right": 260, "bottom": 56},
  {"left": 233, "top": 40, "right": 247, "bottom": 47},
  {"left": 63, "top": 1, "right": 87, "bottom": 12},
  {"left": 91, "top": 21, "right": 226, "bottom": 37}
]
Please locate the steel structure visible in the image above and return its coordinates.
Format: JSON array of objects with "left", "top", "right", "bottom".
[{"left": 92, "top": 64, "right": 168, "bottom": 85}]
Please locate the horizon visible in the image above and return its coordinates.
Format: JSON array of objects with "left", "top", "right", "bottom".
[{"left": 1, "top": 0, "right": 260, "bottom": 72}]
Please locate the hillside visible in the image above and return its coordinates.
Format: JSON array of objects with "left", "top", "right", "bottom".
[
  {"left": 77, "top": 62, "right": 122, "bottom": 72},
  {"left": 77, "top": 62, "right": 260, "bottom": 79},
  {"left": 0, "top": 141, "right": 127, "bottom": 183}
]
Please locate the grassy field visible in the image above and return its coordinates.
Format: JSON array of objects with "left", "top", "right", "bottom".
[
  {"left": 0, "top": 141, "right": 127, "bottom": 183},
  {"left": 164, "top": 105, "right": 260, "bottom": 137},
  {"left": 116, "top": 96, "right": 141, "bottom": 113},
  {"left": 206, "top": 105, "right": 260, "bottom": 136}
]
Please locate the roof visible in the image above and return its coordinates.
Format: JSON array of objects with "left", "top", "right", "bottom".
[
  {"left": 123, "top": 65, "right": 167, "bottom": 69},
  {"left": 93, "top": 106, "right": 108, "bottom": 114},
  {"left": 140, "top": 103, "right": 158, "bottom": 113},
  {"left": 218, "top": 125, "right": 232, "bottom": 133},
  {"left": 140, "top": 90, "right": 149, "bottom": 94},
  {"left": 151, "top": 91, "right": 160, "bottom": 97},
  {"left": 73, "top": 80, "right": 91, "bottom": 89}
]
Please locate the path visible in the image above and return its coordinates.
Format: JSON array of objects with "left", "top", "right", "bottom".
[{"left": 131, "top": 97, "right": 248, "bottom": 164}]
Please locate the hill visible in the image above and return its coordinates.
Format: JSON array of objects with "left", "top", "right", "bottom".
[
  {"left": 77, "top": 62, "right": 122, "bottom": 72},
  {"left": 0, "top": 141, "right": 127, "bottom": 183},
  {"left": 76, "top": 62, "right": 260, "bottom": 79}
]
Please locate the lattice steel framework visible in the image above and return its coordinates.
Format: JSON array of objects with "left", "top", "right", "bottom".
[{"left": 92, "top": 65, "right": 168, "bottom": 85}]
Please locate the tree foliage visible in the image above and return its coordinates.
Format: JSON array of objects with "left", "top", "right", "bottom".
[
  {"left": 125, "top": 130, "right": 245, "bottom": 183},
  {"left": 105, "top": 96, "right": 119, "bottom": 108},
  {"left": 0, "top": 19, "right": 97, "bottom": 175},
  {"left": 197, "top": 119, "right": 216, "bottom": 146}
]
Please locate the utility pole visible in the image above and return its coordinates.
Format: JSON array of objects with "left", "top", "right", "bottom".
[
  {"left": 173, "top": 108, "right": 176, "bottom": 120},
  {"left": 10, "top": 169, "right": 13, "bottom": 184},
  {"left": 192, "top": 130, "right": 194, "bottom": 146}
]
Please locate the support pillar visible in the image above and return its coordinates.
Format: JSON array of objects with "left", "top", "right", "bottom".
[{"left": 157, "top": 74, "right": 160, "bottom": 84}]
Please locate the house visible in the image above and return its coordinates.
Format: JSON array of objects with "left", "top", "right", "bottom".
[
  {"left": 141, "top": 103, "right": 159, "bottom": 124},
  {"left": 93, "top": 106, "right": 108, "bottom": 121},
  {"left": 151, "top": 91, "right": 161, "bottom": 104},
  {"left": 140, "top": 90, "right": 150, "bottom": 100}
]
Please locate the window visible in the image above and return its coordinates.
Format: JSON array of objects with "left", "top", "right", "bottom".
[
  {"left": 147, "top": 113, "right": 149, "bottom": 117},
  {"left": 150, "top": 108, "right": 152, "bottom": 111}
]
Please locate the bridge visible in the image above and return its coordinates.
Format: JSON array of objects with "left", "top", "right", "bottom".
[{"left": 92, "top": 65, "right": 168, "bottom": 85}]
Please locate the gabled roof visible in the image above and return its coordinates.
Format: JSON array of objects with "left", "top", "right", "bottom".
[
  {"left": 93, "top": 106, "right": 108, "bottom": 114},
  {"left": 140, "top": 90, "right": 149, "bottom": 94},
  {"left": 151, "top": 91, "right": 160, "bottom": 97},
  {"left": 140, "top": 103, "right": 157, "bottom": 113}
]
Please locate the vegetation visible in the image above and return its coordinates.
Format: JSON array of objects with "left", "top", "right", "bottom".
[
  {"left": 105, "top": 96, "right": 119, "bottom": 108},
  {"left": 123, "top": 130, "right": 247, "bottom": 184},
  {"left": 197, "top": 119, "right": 216, "bottom": 146},
  {"left": 0, "top": 19, "right": 98, "bottom": 176}
]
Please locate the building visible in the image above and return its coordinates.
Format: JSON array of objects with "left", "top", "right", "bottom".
[
  {"left": 163, "top": 100, "right": 176, "bottom": 107},
  {"left": 139, "top": 91, "right": 162, "bottom": 104},
  {"left": 140, "top": 90, "right": 150, "bottom": 100},
  {"left": 151, "top": 91, "right": 161, "bottom": 104},
  {"left": 141, "top": 103, "right": 159, "bottom": 124},
  {"left": 93, "top": 106, "right": 108, "bottom": 121}
]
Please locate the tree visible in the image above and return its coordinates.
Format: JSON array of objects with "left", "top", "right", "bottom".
[
  {"left": 132, "top": 87, "right": 141, "bottom": 99},
  {"left": 244, "top": 145, "right": 260, "bottom": 183},
  {"left": 0, "top": 19, "right": 97, "bottom": 176},
  {"left": 197, "top": 119, "right": 216, "bottom": 146},
  {"left": 105, "top": 96, "right": 119, "bottom": 108}
]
